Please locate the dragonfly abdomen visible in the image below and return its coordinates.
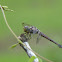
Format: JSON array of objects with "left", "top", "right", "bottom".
[{"left": 39, "top": 32, "right": 60, "bottom": 46}]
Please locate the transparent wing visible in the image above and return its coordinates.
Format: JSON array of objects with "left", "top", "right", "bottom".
[{"left": 36, "top": 34, "right": 41, "bottom": 43}]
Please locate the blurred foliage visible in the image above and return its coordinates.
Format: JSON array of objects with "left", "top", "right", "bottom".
[{"left": 0, "top": 0, "right": 62, "bottom": 62}]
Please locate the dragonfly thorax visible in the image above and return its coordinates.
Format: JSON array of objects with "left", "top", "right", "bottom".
[
  {"left": 24, "top": 26, "right": 40, "bottom": 34},
  {"left": 24, "top": 26, "right": 33, "bottom": 33}
]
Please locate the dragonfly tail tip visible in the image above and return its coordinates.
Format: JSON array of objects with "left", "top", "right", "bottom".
[{"left": 58, "top": 44, "right": 62, "bottom": 48}]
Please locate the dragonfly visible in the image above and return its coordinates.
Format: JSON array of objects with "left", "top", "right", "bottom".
[{"left": 22, "top": 23, "right": 62, "bottom": 48}]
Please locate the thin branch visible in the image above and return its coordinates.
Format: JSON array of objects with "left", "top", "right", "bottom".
[
  {"left": 0, "top": 5, "right": 53, "bottom": 62},
  {"left": 0, "top": 5, "right": 21, "bottom": 43},
  {"left": 19, "top": 34, "right": 39, "bottom": 62}
]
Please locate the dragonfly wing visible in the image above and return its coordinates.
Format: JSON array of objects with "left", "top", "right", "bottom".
[
  {"left": 36, "top": 34, "right": 41, "bottom": 43},
  {"left": 33, "top": 30, "right": 37, "bottom": 34}
]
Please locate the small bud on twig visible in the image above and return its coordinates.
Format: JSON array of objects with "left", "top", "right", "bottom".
[{"left": 0, "top": 5, "right": 14, "bottom": 12}]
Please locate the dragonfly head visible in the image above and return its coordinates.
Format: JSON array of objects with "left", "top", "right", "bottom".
[{"left": 24, "top": 26, "right": 30, "bottom": 33}]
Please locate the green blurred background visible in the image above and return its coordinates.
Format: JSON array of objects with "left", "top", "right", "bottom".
[{"left": 0, "top": 0, "right": 62, "bottom": 62}]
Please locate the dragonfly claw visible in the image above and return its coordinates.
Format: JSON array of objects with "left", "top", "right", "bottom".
[{"left": 58, "top": 44, "right": 62, "bottom": 48}]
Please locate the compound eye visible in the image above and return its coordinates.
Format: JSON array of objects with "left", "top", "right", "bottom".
[
  {"left": 25, "top": 26, "right": 29, "bottom": 28},
  {"left": 24, "top": 26, "right": 28, "bottom": 28}
]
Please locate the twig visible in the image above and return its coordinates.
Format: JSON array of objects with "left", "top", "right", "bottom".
[
  {"left": 0, "top": 5, "right": 21, "bottom": 43},
  {"left": 19, "top": 34, "right": 39, "bottom": 62},
  {"left": 0, "top": 5, "right": 53, "bottom": 62}
]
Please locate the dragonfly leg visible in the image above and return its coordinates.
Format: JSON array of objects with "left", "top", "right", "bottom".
[
  {"left": 26, "top": 33, "right": 32, "bottom": 40},
  {"left": 24, "top": 33, "right": 31, "bottom": 40},
  {"left": 29, "top": 33, "right": 32, "bottom": 39}
]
